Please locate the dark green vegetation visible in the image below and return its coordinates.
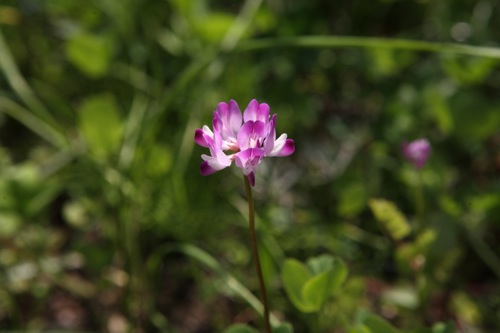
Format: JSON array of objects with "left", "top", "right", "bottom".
[{"left": 0, "top": 0, "right": 499, "bottom": 332}]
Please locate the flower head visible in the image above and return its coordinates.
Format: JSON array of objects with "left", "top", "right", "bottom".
[
  {"left": 194, "top": 99, "right": 295, "bottom": 186},
  {"left": 401, "top": 138, "right": 431, "bottom": 169}
]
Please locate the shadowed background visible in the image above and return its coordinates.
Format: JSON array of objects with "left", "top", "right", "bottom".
[{"left": 0, "top": 0, "right": 499, "bottom": 332}]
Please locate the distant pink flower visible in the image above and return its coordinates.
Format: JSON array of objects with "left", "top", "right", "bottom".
[
  {"left": 401, "top": 138, "right": 431, "bottom": 169},
  {"left": 194, "top": 99, "right": 295, "bottom": 186}
]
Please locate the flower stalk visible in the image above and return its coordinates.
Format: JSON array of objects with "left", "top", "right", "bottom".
[{"left": 243, "top": 175, "right": 271, "bottom": 333}]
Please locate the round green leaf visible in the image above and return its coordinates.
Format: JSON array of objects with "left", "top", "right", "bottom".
[
  {"left": 281, "top": 258, "right": 315, "bottom": 312},
  {"left": 301, "top": 270, "right": 333, "bottom": 311}
]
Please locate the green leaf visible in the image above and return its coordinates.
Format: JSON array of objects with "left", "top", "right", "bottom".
[
  {"left": 450, "top": 292, "right": 481, "bottom": 325},
  {"left": 302, "top": 270, "right": 334, "bottom": 310},
  {"left": 224, "top": 324, "right": 259, "bottom": 333},
  {"left": 307, "top": 254, "right": 334, "bottom": 275},
  {"left": 0, "top": 213, "right": 21, "bottom": 237},
  {"left": 307, "top": 256, "right": 348, "bottom": 293},
  {"left": 450, "top": 92, "right": 500, "bottom": 140},
  {"left": 78, "top": 93, "right": 123, "bottom": 159},
  {"left": 282, "top": 256, "right": 348, "bottom": 313},
  {"left": 432, "top": 322, "right": 455, "bottom": 333},
  {"left": 65, "top": 33, "right": 113, "bottom": 77},
  {"left": 364, "top": 314, "right": 401, "bottom": 333},
  {"left": 273, "top": 322, "right": 294, "bottom": 333},
  {"left": 368, "top": 49, "right": 415, "bottom": 77},
  {"left": 441, "top": 55, "right": 498, "bottom": 84},
  {"left": 468, "top": 193, "right": 500, "bottom": 214},
  {"left": 337, "top": 182, "right": 368, "bottom": 217},
  {"left": 329, "top": 259, "right": 348, "bottom": 293},
  {"left": 144, "top": 144, "right": 173, "bottom": 176},
  {"left": 424, "top": 86, "right": 453, "bottom": 135},
  {"left": 409, "top": 322, "right": 455, "bottom": 333},
  {"left": 170, "top": 0, "right": 207, "bottom": 18},
  {"left": 281, "top": 259, "right": 314, "bottom": 312},
  {"left": 194, "top": 13, "right": 235, "bottom": 42},
  {"left": 369, "top": 198, "right": 411, "bottom": 240}
]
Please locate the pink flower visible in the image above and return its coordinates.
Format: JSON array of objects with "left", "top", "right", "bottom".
[
  {"left": 401, "top": 138, "right": 431, "bottom": 169},
  {"left": 194, "top": 99, "right": 295, "bottom": 186},
  {"left": 199, "top": 129, "right": 232, "bottom": 176}
]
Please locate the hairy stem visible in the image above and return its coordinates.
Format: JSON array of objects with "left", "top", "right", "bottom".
[{"left": 243, "top": 175, "right": 271, "bottom": 333}]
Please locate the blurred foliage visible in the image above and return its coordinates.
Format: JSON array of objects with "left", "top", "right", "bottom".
[{"left": 1, "top": 0, "right": 500, "bottom": 332}]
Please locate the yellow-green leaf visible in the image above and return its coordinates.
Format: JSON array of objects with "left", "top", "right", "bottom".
[
  {"left": 78, "top": 94, "right": 123, "bottom": 159},
  {"left": 66, "top": 33, "right": 113, "bottom": 78},
  {"left": 369, "top": 198, "right": 410, "bottom": 240}
]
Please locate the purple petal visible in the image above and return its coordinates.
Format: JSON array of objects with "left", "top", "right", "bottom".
[
  {"left": 244, "top": 100, "right": 271, "bottom": 123},
  {"left": 267, "top": 114, "right": 277, "bottom": 135},
  {"left": 237, "top": 121, "right": 267, "bottom": 150},
  {"left": 200, "top": 148, "right": 231, "bottom": 175},
  {"left": 217, "top": 102, "right": 229, "bottom": 116},
  {"left": 234, "top": 148, "right": 252, "bottom": 169},
  {"left": 228, "top": 99, "right": 243, "bottom": 134},
  {"left": 267, "top": 134, "right": 294, "bottom": 156},
  {"left": 200, "top": 155, "right": 230, "bottom": 175},
  {"left": 247, "top": 172, "right": 255, "bottom": 187},
  {"left": 264, "top": 115, "right": 277, "bottom": 154},
  {"left": 253, "top": 121, "right": 267, "bottom": 139},
  {"left": 257, "top": 103, "right": 270, "bottom": 123},
  {"left": 212, "top": 110, "right": 223, "bottom": 134},
  {"left": 402, "top": 138, "right": 431, "bottom": 169},
  {"left": 279, "top": 139, "right": 295, "bottom": 156},
  {"left": 243, "top": 99, "right": 259, "bottom": 122},
  {"left": 205, "top": 130, "right": 221, "bottom": 157},
  {"left": 194, "top": 126, "right": 213, "bottom": 148},
  {"left": 235, "top": 148, "right": 264, "bottom": 179},
  {"left": 200, "top": 161, "right": 218, "bottom": 176},
  {"left": 213, "top": 100, "right": 243, "bottom": 150}
]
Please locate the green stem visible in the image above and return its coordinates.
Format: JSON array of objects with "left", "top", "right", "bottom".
[
  {"left": 238, "top": 35, "right": 500, "bottom": 59},
  {"left": 243, "top": 175, "right": 271, "bottom": 333},
  {"left": 414, "top": 171, "right": 429, "bottom": 320},
  {"left": 415, "top": 170, "right": 425, "bottom": 233}
]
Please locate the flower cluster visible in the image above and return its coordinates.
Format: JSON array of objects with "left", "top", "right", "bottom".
[
  {"left": 195, "top": 99, "right": 295, "bottom": 186},
  {"left": 401, "top": 138, "right": 431, "bottom": 169}
]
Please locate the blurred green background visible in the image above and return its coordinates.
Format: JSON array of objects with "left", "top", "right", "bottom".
[{"left": 0, "top": 0, "right": 499, "bottom": 332}]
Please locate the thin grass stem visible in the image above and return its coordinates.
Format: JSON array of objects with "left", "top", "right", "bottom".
[{"left": 238, "top": 35, "right": 500, "bottom": 59}]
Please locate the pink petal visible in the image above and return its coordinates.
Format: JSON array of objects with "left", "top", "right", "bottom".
[
  {"left": 257, "top": 103, "right": 270, "bottom": 123},
  {"left": 279, "top": 139, "right": 295, "bottom": 156},
  {"left": 200, "top": 149, "right": 231, "bottom": 175},
  {"left": 244, "top": 100, "right": 270, "bottom": 123},
  {"left": 237, "top": 121, "right": 267, "bottom": 150},
  {"left": 264, "top": 115, "right": 277, "bottom": 154},
  {"left": 200, "top": 161, "right": 218, "bottom": 176},
  {"left": 234, "top": 148, "right": 252, "bottom": 169},
  {"left": 402, "top": 138, "right": 431, "bottom": 169},
  {"left": 247, "top": 172, "right": 255, "bottom": 187},
  {"left": 228, "top": 99, "right": 243, "bottom": 134},
  {"left": 194, "top": 126, "right": 213, "bottom": 148},
  {"left": 235, "top": 148, "right": 264, "bottom": 179},
  {"left": 267, "top": 134, "right": 295, "bottom": 156},
  {"left": 243, "top": 99, "right": 259, "bottom": 122}
]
